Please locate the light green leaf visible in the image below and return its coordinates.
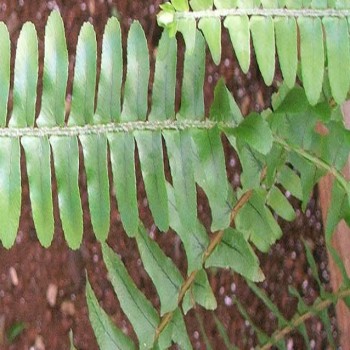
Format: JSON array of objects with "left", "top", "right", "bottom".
[
  {"left": 86, "top": 279, "right": 136, "bottom": 350},
  {"left": 323, "top": 17, "right": 350, "bottom": 104},
  {"left": 198, "top": 17, "right": 221, "bottom": 65},
  {"left": 102, "top": 244, "right": 159, "bottom": 349},
  {"left": 177, "top": 18, "right": 197, "bottom": 54},
  {"left": 163, "top": 130, "right": 197, "bottom": 233},
  {"left": 21, "top": 136, "right": 54, "bottom": 247},
  {"left": 237, "top": 0, "right": 261, "bottom": 7},
  {"left": 285, "top": 0, "right": 302, "bottom": 7},
  {"left": 261, "top": 0, "right": 278, "bottom": 7},
  {"left": 298, "top": 17, "right": 324, "bottom": 105},
  {"left": 121, "top": 21, "right": 149, "bottom": 122},
  {"left": 183, "top": 269, "right": 217, "bottom": 314},
  {"left": 0, "top": 138, "right": 21, "bottom": 249},
  {"left": 136, "top": 225, "right": 183, "bottom": 315},
  {"left": 10, "top": 22, "right": 38, "bottom": 128},
  {"left": 233, "top": 113, "right": 273, "bottom": 155},
  {"left": 190, "top": 0, "right": 213, "bottom": 10},
  {"left": 134, "top": 131, "right": 169, "bottom": 232},
  {"left": 311, "top": 0, "right": 327, "bottom": 7},
  {"left": 95, "top": 17, "right": 122, "bottom": 123},
  {"left": 236, "top": 190, "right": 282, "bottom": 252},
  {"left": 0, "top": 22, "right": 10, "bottom": 127},
  {"left": 250, "top": 16, "right": 275, "bottom": 86},
  {"left": 172, "top": 0, "right": 189, "bottom": 10},
  {"left": 209, "top": 78, "right": 243, "bottom": 124},
  {"left": 108, "top": 132, "right": 138, "bottom": 237},
  {"left": 277, "top": 165, "right": 303, "bottom": 200},
  {"left": 37, "top": 11, "right": 68, "bottom": 127},
  {"left": 177, "top": 30, "right": 205, "bottom": 120},
  {"left": 224, "top": 15, "right": 250, "bottom": 74},
  {"left": 50, "top": 136, "right": 83, "bottom": 249},
  {"left": 274, "top": 17, "right": 297, "bottom": 89},
  {"left": 191, "top": 127, "right": 230, "bottom": 230},
  {"left": 149, "top": 30, "right": 177, "bottom": 121},
  {"left": 205, "top": 228, "right": 264, "bottom": 281},
  {"left": 214, "top": 0, "right": 237, "bottom": 8},
  {"left": 167, "top": 183, "right": 209, "bottom": 273},
  {"left": 69, "top": 22, "right": 97, "bottom": 126},
  {"left": 80, "top": 134, "right": 110, "bottom": 241},
  {"left": 267, "top": 186, "right": 296, "bottom": 221}
]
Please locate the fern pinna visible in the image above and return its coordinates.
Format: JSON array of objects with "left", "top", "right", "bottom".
[{"left": 0, "top": 4, "right": 349, "bottom": 349}]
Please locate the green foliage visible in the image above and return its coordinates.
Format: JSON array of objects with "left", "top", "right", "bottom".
[
  {"left": 158, "top": 1, "right": 350, "bottom": 104},
  {"left": 0, "top": 4, "right": 349, "bottom": 349}
]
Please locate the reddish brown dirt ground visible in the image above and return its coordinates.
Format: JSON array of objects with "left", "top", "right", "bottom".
[{"left": 0, "top": 1, "right": 337, "bottom": 349}]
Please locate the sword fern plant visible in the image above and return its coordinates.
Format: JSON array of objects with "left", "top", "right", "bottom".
[{"left": 0, "top": 1, "right": 349, "bottom": 348}]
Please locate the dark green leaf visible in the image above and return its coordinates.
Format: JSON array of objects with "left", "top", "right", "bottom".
[
  {"left": 198, "top": 17, "right": 221, "bottom": 65},
  {"left": 80, "top": 134, "right": 110, "bottom": 241},
  {"left": 167, "top": 183, "right": 209, "bottom": 273},
  {"left": 177, "top": 30, "right": 205, "bottom": 120},
  {"left": 176, "top": 18, "right": 197, "bottom": 54},
  {"left": 233, "top": 113, "right": 273, "bottom": 155},
  {"left": 298, "top": 17, "right": 324, "bottom": 105},
  {"left": 277, "top": 165, "right": 303, "bottom": 200},
  {"left": 0, "top": 138, "right": 21, "bottom": 249},
  {"left": 250, "top": 16, "right": 275, "bottom": 86},
  {"left": 86, "top": 278, "right": 136, "bottom": 350},
  {"left": 224, "top": 15, "right": 250, "bottom": 74},
  {"left": 95, "top": 17, "right": 122, "bottom": 123},
  {"left": 136, "top": 225, "right": 183, "bottom": 315},
  {"left": 50, "top": 136, "right": 83, "bottom": 249},
  {"left": 149, "top": 30, "right": 177, "bottom": 121},
  {"left": 134, "top": 131, "right": 169, "bottom": 232},
  {"left": 21, "top": 136, "right": 54, "bottom": 247},
  {"left": 0, "top": 22, "right": 10, "bottom": 127},
  {"left": 108, "top": 132, "right": 138, "bottom": 237},
  {"left": 191, "top": 127, "right": 230, "bottom": 230},
  {"left": 10, "top": 23, "right": 38, "bottom": 128},
  {"left": 102, "top": 244, "right": 159, "bottom": 349},
  {"left": 209, "top": 78, "right": 243, "bottom": 124},
  {"left": 206, "top": 228, "right": 264, "bottom": 281},
  {"left": 323, "top": 17, "right": 350, "bottom": 104},
  {"left": 274, "top": 17, "right": 297, "bottom": 88},
  {"left": 183, "top": 269, "right": 217, "bottom": 314},
  {"left": 267, "top": 186, "right": 296, "bottom": 221},
  {"left": 121, "top": 21, "right": 149, "bottom": 122},
  {"left": 37, "top": 11, "right": 68, "bottom": 127},
  {"left": 163, "top": 130, "right": 197, "bottom": 233},
  {"left": 6, "top": 322, "right": 25, "bottom": 343},
  {"left": 69, "top": 22, "right": 97, "bottom": 126},
  {"left": 236, "top": 190, "right": 282, "bottom": 252}
]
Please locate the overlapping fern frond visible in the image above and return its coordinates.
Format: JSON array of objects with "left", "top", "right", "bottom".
[
  {"left": 158, "top": 0, "right": 350, "bottom": 105},
  {"left": 0, "top": 8, "right": 349, "bottom": 348}
]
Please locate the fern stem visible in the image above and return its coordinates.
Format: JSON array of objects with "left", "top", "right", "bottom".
[
  {"left": 275, "top": 136, "right": 350, "bottom": 197},
  {"left": 0, "top": 120, "right": 237, "bottom": 137},
  {"left": 155, "top": 187, "right": 256, "bottom": 342},
  {"left": 175, "top": 8, "right": 350, "bottom": 20},
  {"left": 259, "top": 287, "right": 350, "bottom": 350}
]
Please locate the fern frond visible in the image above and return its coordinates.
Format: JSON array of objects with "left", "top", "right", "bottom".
[{"left": 158, "top": 1, "right": 350, "bottom": 104}]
